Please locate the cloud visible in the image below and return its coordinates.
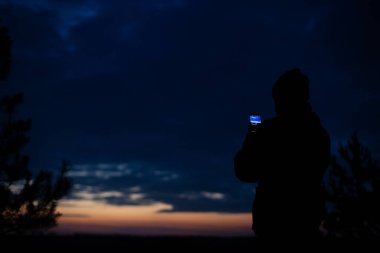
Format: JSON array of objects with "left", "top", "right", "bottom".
[
  {"left": 74, "top": 190, "right": 122, "bottom": 200},
  {"left": 66, "top": 162, "right": 252, "bottom": 213},
  {"left": 69, "top": 163, "right": 133, "bottom": 179},
  {"left": 201, "top": 192, "right": 225, "bottom": 200}
]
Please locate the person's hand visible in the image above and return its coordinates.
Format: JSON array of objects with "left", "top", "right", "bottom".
[{"left": 248, "top": 123, "right": 259, "bottom": 133}]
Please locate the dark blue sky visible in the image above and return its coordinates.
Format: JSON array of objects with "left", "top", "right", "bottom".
[{"left": 0, "top": 0, "right": 379, "bottom": 213}]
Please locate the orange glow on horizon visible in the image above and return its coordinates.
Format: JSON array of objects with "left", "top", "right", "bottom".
[{"left": 54, "top": 199, "right": 252, "bottom": 236}]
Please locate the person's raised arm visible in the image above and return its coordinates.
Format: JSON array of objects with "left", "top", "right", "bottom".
[{"left": 234, "top": 124, "right": 265, "bottom": 183}]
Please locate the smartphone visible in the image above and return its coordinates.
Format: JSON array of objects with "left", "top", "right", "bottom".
[{"left": 249, "top": 113, "right": 261, "bottom": 125}]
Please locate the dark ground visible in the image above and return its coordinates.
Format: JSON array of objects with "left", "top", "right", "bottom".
[
  {"left": 0, "top": 235, "right": 378, "bottom": 252},
  {"left": 1, "top": 235, "right": 255, "bottom": 252}
]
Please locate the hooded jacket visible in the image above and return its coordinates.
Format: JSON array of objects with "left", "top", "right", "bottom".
[{"left": 234, "top": 111, "right": 330, "bottom": 238}]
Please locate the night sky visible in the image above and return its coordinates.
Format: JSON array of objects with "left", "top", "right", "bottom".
[{"left": 0, "top": 0, "right": 379, "bottom": 235}]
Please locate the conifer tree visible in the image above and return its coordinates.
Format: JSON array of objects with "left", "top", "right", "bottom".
[{"left": 0, "top": 18, "right": 71, "bottom": 235}]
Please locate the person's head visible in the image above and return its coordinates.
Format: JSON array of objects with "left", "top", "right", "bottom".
[{"left": 272, "top": 68, "right": 311, "bottom": 116}]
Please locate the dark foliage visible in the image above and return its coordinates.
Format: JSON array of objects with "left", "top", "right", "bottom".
[
  {"left": 323, "top": 133, "right": 380, "bottom": 238},
  {"left": 0, "top": 19, "right": 71, "bottom": 235}
]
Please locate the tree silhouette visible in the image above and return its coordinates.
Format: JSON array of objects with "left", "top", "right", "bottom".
[
  {"left": 323, "top": 133, "right": 380, "bottom": 238},
  {"left": 0, "top": 19, "right": 71, "bottom": 235}
]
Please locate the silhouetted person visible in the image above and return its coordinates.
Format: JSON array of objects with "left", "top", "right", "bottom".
[{"left": 234, "top": 69, "right": 330, "bottom": 245}]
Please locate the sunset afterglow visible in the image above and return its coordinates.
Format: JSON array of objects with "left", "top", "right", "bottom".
[{"left": 55, "top": 199, "right": 252, "bottom": 236}]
